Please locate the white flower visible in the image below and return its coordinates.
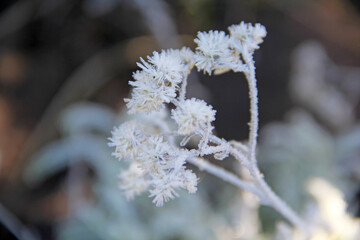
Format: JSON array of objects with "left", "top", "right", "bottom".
[
  {"left": 108, "top": 120, "right": 145, "bottom": 160},
  {"left": 138, "top": 137, "right": 187, "bottom": 179},
  {"left": 125, "top": 78, "right": 175, "bottom": 114},
  {"left": 118, "top": 162, "right": 149, "bottom": 200},
  {"left": 228, "top": 22, "right": 249, "bottom": 43},
  {"left": 229, "top": 22, "right": 266, "bottom": 52},
  {"left": 125, "top": 49, "right": 194, "bottom": 114},
  {"left": 174, "top": 47, "right": 196, "bottom": 74},
  {"left": 112, "top": 129, "right": 199, "bottom": 206},
  {"left": 136, "top": 136, "right": 172, "bottom": 171},
  {"left": 149, "top": 163, "right": 198, "bottom": 207},
  {"left": 158, "top": 48, "right": 195, "bottom": 78},
  {"left": 171, "top": 98, "right": 216, "bottom": 134},
  {"left": 252, "top": 23, "right": 267, "bottom": 45},
  {"left": 124, "top": 135, "right": 198, "bottom": 207},
  {"left": 194, "top": 30, "right": 237, "bottom": 75},
  {"left": 146, "top": 50, "right": 184, "bottom": 86}
]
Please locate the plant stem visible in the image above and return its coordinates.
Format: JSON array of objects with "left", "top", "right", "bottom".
[
  {"left": 242, "top": 50, "right": 259, "bottom": 172},
  {"left": 242, "top": 49, "right": 310, "bottom": 234},
  {"left": 179, "top": 77, "right": 188, "bottom": 101},
  {"left": 187, "top": 157, "right": 267, "bottom": 202},
  {"left": 256, "top": 176, "right": 310, "bottom": 233}
]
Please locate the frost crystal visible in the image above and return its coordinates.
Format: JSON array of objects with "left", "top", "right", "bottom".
[
  {"left": 228, "top": 21, "right": 267, "bottom": 52},
  {"left": 171, "top": 98, "right": 216, "bottom": 134},
  {"left": 108, "top": 121, "right": 145, "bottom": 160},
  {"left": 110, "top": 124, "right": 198, "bottom": 206},
  {"left": 194, "top": 30, "right": 237, "bottom": 75},
  {"left": 125, "top": 49, "right": 190, "bottom": 114}
]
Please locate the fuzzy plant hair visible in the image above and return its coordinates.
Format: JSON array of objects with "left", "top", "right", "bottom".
[{"left": 109, "top": 21, "right": 310, "bottom": 235}]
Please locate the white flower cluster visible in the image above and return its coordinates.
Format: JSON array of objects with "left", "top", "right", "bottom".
[
  {"left": 194, "top": 22, "right": 266, "bottom": 75},
  {"left": 125, "top": 48, "right": 194, "bottom": 114},
  {"left": 108, "top": 117, "right": 200, "bottom": 206},
  {"left": 109, "top": 22, "right": 266, "bottom": 206},
  {"left": 109, "top": 120, "right": 198, "bottom": 206}
]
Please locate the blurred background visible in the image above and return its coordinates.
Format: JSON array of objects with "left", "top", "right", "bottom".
[{"left": 0, "top": 0, "right": 359, "bottom": 239}]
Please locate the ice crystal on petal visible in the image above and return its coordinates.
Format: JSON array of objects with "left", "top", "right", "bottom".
[
  {"left": 194, "top": 30, "right": 236, "bottom": 75},
  {"left": 126, "top": 49, "right": 194, "bottom": 114},
  {"left": 108, "top": 120, "right": 145, "bottom": 160},
  {"left": 147, "top": 50, "right": 184, "bottom": 85},
  {"left": 171, "top": 98, "right": 216, "bottom": 134},
  {"left": 114, "top": 133, "right": 199, "bottom": 207},
  {"left": 136, "top": 136, "right": 172, "bottom": 170},
  {"left": 148, "top": 159, "right": 198, "bottom": 207},
  {"left": 228, "top": 22, "right": 249, "bottom": 43},
  {"left": 176, "top": 47, "right": 196, "bottom": 73},
  {"left": 228, "top": 21, "right": 267, "bottom": 52},
  {"left": 125, "top": 80, "right": 174, "bottom": 114},
  {"left": 252, "top": 23, "right": 267, "bottom": 45},
  {"left": 149, "top": 184, "right": 180, "bottom": 207}
]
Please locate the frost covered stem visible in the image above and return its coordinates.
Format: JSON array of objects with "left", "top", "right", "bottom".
[
  {"left": 256, "top": 176, "right": 310, "bottom": 234},
  {"left": 187, "top": 156, "right": 308, "bottom": 234},
  {"left": 242, "top": 49, "right": 259, "bottom": 171},
  {"left": 187, "top": 157, "right": 266, "bottom": 200},
  {"left": 179, "top": 77, "right": 188, "bottom": 101},
  {"left": 242, "top": 49, "right": 309, "bottom": 234}
]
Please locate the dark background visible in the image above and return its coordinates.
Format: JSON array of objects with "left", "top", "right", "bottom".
[{"left": 0, "top": 0, "right": 359, "bottom": 239}]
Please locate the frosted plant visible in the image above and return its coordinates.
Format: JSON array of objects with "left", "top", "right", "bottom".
[{"left": 109, "top": 22, "right": 310, "bottom": 235}]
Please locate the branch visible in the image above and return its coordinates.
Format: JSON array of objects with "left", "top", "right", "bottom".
[
  {"left": 241, "top": 48, "right": 310, "bottom": 234},
  {"left": 187, "top": 157, "right": 268, "bottom": 204}
]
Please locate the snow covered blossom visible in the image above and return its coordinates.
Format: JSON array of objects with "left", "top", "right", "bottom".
[
  {"left": 193, "top": 22, "right": 267, "bottom": 75},
  {"left": 110, "top": 124, "right": 198, "bottom": 206},
  {"left": 149, "top": 167, "right": 198, "bottom": 207},
  {"left": 125, "top": 48, "right": 194, "bottom": 114},
  {"left": 194, "top": 30, "right": 238, "bottom": 75},
  {"left": 108, "top": 120, "right": 146, "bottom": 160},
  {"left": 142, "top": 141, "right": 198, "bottom": 206},
  {"left": 228, "top": 21, "right": 267, "bottom": 52},
  {"left": 168, "top": 47, "right": 195, "bottom": 75},
  {"left": 171, "top": 98, "right": 216, "bottom": 134}
]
